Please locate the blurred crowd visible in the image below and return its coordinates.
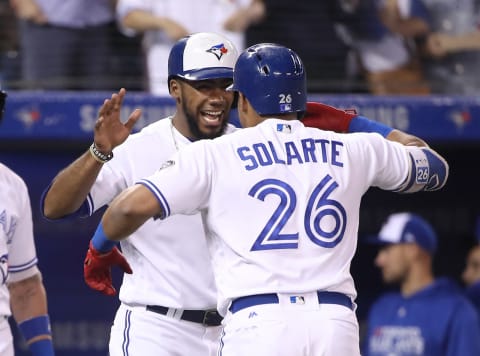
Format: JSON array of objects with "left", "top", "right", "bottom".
[{"left": 0, "top": 0, "right": 479, "bottom": 94}]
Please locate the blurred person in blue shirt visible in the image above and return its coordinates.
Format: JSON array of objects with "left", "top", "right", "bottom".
[{"left": 363, "top": 212, "right": 480, "bottom": 356}]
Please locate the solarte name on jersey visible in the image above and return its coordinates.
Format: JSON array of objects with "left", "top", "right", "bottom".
[{"left": 237, "top": 137, "right": 344, "bottom": 170}]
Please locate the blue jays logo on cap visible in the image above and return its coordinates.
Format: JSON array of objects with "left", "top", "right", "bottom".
[{"left": 206, "top": 43, "right": 229, "bottom": 60}]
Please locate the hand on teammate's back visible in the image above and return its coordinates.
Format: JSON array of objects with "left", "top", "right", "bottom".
[
  {"left": 84, "top": 242, "right": 133, "bottom": 296},
  {"left": 302, "top": 102, "right": 357, "bottom": 133}
]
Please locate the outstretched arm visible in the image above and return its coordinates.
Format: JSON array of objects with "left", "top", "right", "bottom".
[
  {"left": 120, "top": 9, "right": 189, "bottom": 40},
  {"left": 425, "top": 30, "right": 480, "bottom": 58},
  {"left": 223, "top": 0, "right": 266, "bottom": 32},
  {"left": 101, "top": 184, "right": 162, "bottom": 242},
  {"left": 42, "top": 88, "right": 141, "bottom": 219},
  {"left": 303, "top": 102, "right": 428, "bottom": 147}
]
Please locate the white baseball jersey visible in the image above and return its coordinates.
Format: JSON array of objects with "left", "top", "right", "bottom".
[
  {"left": 140, "top": 119, "right": 413, "bottom": 316},
  {"left": 87, "top": 117, "right": 237, "bottom": 309},
  {"left": 0, "top": 163, "right": 39, "bottom": 318},
  {"left": 116, "top": 0, "right": 252, "bottom": 95}
]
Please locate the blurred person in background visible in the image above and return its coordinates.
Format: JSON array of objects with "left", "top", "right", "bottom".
[
  {"left": 10, "top": 0, "right": 117, "bottom": 90},
  {"left": 380, "top": 0, "right": 480, "bottom": 95},
  {"left": 461, "top": 217, "right": 480, "bottom": 317},
  {"left": 424, "top": 7, "right": 480, "bottom": 68},
  {"left": 0, "top": 0, "right": 20, "bottom": 89},
  {"left": 0, "top": 90, "right": 55, "bottom": 356},
  {"left": 116, "top": 0, "right": 265, "bottom": 96},
  {"left": 334, "top": 0, "right": 431, "bottom": 95},
  {"left": 363, "top": 212, "right": 480, "bottom": 356},
  {"left": 249, "top": 0, "right": 357, "bottom": 93}
]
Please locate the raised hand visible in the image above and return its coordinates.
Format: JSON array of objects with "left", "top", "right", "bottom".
[{"left": 93, "top": 88, "right": 142, "bottom": 154}]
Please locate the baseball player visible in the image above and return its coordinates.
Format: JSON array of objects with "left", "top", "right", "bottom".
[
  {"left": 41, "top": 32, "right": 238, "bottom": 356},
  {"left": 363, "top": 212, "right": 480, "bottom": 355},
  {"left": 41, "top": 31, "right": 427, "bottom": 355},
  {"left": 0, "top": 90, "right": 55, "bottom": 356},
  {"left": 88, "top": 43, "right": 449, "bottom": 355}
]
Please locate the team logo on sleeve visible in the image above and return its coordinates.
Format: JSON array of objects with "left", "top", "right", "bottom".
[
  {"left": 0, "top": 254, "right": 8, "bottom": 285},
  {"left": 0, "top": 209, "right": 16, "bottom": 244},
  {"left": 159, "top": 160, "right": 175, "bottom": 170},
  {"left": 206, "top": 43, "right": 229, "bottom": 60}
]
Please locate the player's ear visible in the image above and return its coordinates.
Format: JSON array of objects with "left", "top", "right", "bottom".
[
  {"left": 169, "top": 79, "right": 181, "bottom": 100},
  {"left": 237, "top": 93, "right": 249, "bottom": 115}
]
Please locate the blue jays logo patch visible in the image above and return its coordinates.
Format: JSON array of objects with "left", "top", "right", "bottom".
[
  {"left": 159, "top": 160, "right": 175, "bottom": 170},
  {"left": 206, "top": 43, "right": 228, "bottom": 60},
  {"left": 1, "top": 254, "right": 8, "bottom": 285}
]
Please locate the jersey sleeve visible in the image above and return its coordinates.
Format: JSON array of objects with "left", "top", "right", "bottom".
[
  {"left": 347, "top": 132, "right": 411, "bottom": 192},
  {"left": 138, "top": 141, "right": 212, "bottom": 218},
  {"left": 88, "top": 156, "right": 130, "bottom": 213},
  {"left": 7, "top": 176, "right": 39, "bottom": 283}
]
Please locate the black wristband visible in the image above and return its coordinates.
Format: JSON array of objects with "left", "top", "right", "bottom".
[{"left": 89, "top": 142, "right": 113, "bottom": 163}]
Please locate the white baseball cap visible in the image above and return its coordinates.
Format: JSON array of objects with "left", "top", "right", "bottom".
[
  {"left": 167, "top": 32, "right": 239, "bottom": 82},
  {"left": 368, "top": 212, "right": 438, "bottom": 255}
]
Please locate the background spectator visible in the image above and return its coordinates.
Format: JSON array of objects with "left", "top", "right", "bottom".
[
  {"left": 10, "top": 0, "right": 117, "bottom": 90},
  {"left": 333, "top": 0, "right": 431, "bottom": 94},
  {"left": 363, "top": 212, "right": 480, "bottom": 356},
  {"left": 248, "top": 0, "right": 357, "bottom": 93},
  {"left": 380, "top": 0, "right": 480, "bottom": 94},
  {"left": 0, "top": 0, "right": 20, "bottom": 88},
  {"left": 116, "top": 0, "right": 265, "bottom": 95},
  {"left": 462, "top": 217, "right": 480, "bottom": 317}
]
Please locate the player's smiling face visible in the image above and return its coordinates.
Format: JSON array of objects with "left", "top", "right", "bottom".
[{"left": 176, "top": 78, "right": 234, "bottom": 139}]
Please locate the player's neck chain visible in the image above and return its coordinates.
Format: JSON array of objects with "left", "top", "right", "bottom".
[{"left": 170, "top": 117, "right": 180, "bottom": 151}]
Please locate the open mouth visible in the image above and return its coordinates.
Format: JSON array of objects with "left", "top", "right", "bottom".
[{"left": 201, "top": 110, "right": 223, "bottom": 124}]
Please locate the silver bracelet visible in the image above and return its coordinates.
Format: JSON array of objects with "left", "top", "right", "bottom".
[{"left": 89, "top": 142, "right": 113, "bottom": 163}]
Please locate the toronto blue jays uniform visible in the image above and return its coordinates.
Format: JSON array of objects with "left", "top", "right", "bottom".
[
  {"left": 0, "top": 163, "right": 41, "bottom": 356},
  {"left": 137, "top": 117, "right": 447, "bottom": 356}
]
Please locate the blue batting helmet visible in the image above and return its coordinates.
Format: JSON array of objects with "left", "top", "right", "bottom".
[
  {"left": 168, "top": 32, "right": 238, "bottom": 91},
  {"left": 229, "top": 43, "right": 307, "bottom": 115}
]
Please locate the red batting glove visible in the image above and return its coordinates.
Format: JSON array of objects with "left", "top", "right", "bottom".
[
  {"left": 302, "top": 102, "right": 358, "bottom": 133},
  {"left": 84, "top": 241, "right": 133, "bottom": 296}
]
